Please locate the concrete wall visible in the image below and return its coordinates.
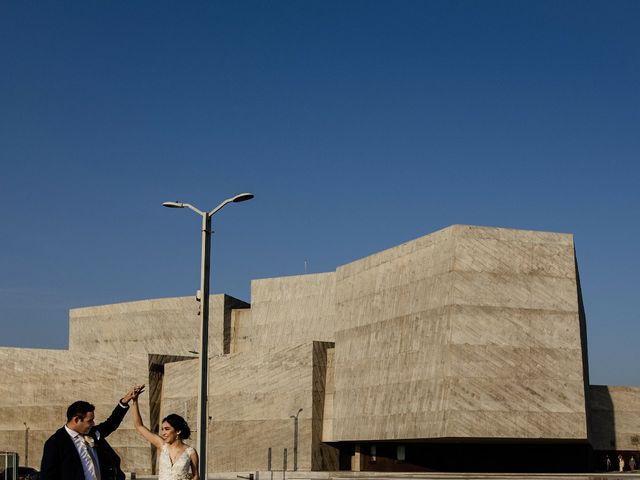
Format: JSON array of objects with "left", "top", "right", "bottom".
[
  {"left": 161, "top": 342, "right": 337, "bottom": 472},
  {"left": 590, "top": 385, "right": 640, "bottom": 451},
  {"left": 0, "top": 347, "right": 152, "bottom": 473},
  {"left": 0, "top": 292, "right": 246, "bottom": 475},
  {"left": 230, "top": 308, "right": 253, "bottom": 353},
  {"left": 238, "top": 273, "right": 336, "bottom": 353},
  {"left": 70, "top": 295, "right": 249, "bottom": 356},
  {"left": 2, "top": 224, "right": 639, "bottom": 474},
  {"left": 320, "top": 348, "right": 335, "bottom": 443},
  {"left": 331, "top": 225, "right": 588, "bottom": 442}
]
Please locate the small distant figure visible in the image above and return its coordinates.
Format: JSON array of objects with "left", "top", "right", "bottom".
[
  {"left": 630, "top": 455, "right": 637, "bottom": 471},
  {"left": 619, "top": 454, "right": 625, "bottom": 472},
  {"left": 605, "top": 454, "right": 611, "bottom": 471}
]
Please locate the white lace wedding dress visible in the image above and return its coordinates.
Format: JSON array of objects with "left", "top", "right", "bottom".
[{"left": 158, "top": 444, "right": 195, "bottom": 480}]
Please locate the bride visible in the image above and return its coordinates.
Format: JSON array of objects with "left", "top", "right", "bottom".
[{"left": 131, "top": 385, "right": 199, "bottom": 480}]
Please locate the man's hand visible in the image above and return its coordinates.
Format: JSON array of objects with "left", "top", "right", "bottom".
[
  {"left": 133, "top": 384, "right": 146, "bottom": 400},
  {"left": 121, "top": 384, "right": 145, "bottom": 404}
]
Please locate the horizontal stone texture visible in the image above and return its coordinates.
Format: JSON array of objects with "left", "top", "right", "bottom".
[
  {"left": 2, "top": 223, "right": 637, "bottom": 474},
  {"left": 161, "top": 342, "right": 337, "bottom": 472},
  {"left": 69, "top": 295, "right": 248, "bottom": 356},
  {"left": 0, "top": 347, "right": 152, "bottom": 472},
  {"left": 239, "top": 273, "right": 336, "bottom": 353},
  {"left": 331, "top": 225, "right": 589, "bottom": 441},
  {"left": 590, "top": 385, "right": 640, "bottom": 451}
]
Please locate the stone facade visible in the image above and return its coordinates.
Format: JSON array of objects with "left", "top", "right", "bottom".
[
  {"left": 0, "top": 225, "right": 638, "bottom": 473},
  {"left": 70, "top": 295, "right": 249, "bottom": 356},
  {"left": 233, "top": 273, "right": 336, "bottom": 353},
  {"left": 0, "top": 347, "right": 152, "bottom": 473},
  {"left": 331, "top": 226, "right": 588, "bottom": 442},
  {"left": 161, "top": 341, "right": 338, "bottom": 472},
  {"left": 0, "top": 294, "right": 245, "bottom": 475},
  {"left": 590, "top": 385, "right": 640, "bottom": 451}
]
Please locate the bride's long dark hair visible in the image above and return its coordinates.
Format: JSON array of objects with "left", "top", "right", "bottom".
[{"left": 162, "top": 414, "right": 191, "bottom": 440}]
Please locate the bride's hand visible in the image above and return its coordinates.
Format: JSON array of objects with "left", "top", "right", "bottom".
[{"left": 129, "top": 384, "right": 146, "bottom": 402}]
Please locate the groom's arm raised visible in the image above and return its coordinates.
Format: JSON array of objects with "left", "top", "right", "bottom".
[{"left": 94, "top": 386, "right": 140, "bottom": 438}]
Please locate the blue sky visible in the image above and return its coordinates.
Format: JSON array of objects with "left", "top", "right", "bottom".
[{"left": 1, "top": 1, "right": 638, "bottom": 386}]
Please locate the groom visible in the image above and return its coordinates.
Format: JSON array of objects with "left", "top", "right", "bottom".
[{"left": 40, "top": 386, "right": 141, "bottom": 480}]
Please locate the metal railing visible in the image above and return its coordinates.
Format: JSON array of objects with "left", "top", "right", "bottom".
[{"left": 0, "top": 452, "right": 18, "bottom": 480}]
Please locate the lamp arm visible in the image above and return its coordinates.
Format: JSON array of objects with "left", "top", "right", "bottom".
[
  {"left": 183, "top": 203, "right": 205, "bottom": 216},
  {"left": 208, "top": 198, "right": 233, "bottom": 217}
]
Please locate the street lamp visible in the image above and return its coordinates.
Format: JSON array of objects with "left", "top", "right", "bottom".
[
  {"left": 290, "top": 408, "right": 303, "bottom": 471},
  {"left": 23, "top": 422, "right": 29, "bottom": 467},
  {"left": 163, "top": 192, "right": 254, "bottom": 480}
]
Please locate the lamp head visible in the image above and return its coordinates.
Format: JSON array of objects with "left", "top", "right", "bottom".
[
  {"left": 231, "top": 192, "right": 254, "bottom": 203},
  {"left": 162, "top": 201, "right": 185, "bottom": 208}
]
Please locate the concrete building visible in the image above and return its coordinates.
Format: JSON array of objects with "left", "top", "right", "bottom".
[{"left": 1, "top": 225, "right": 638, "bottom": 474}]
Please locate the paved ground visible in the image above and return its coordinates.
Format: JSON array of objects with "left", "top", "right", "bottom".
[
  {"left": 131, "top": 472, "right": 640, "bottom": 480},
  {"left": 327, "top": 473, "right": 640, "bottom": 480},
  {"left": 331, "top": 474, "right": 640, "bottom": 480}
]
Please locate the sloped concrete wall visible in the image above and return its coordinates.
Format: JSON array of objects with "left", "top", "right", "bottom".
[
  {"left": 444, "top": 226, "right": 587, "bottom": 439},
  {"left": 244, "top": 273, "right": 336, "bottom": 353},
  {"left": 332, "top": 226, "right": 456, "bottom": 441},
  {"left": 158, "top": 358, "right": 198, "bottom": 442},
  {"left": 590, "top": 385, "right": 640, "bottom": 451},
  {"left": 331, "top": 225, "right": 588, "bottom": 442},
  {"left": 320, "top": 348, "right": 335, "bottom": 443},
  {"left": 161, "top": 342, "right": 337, "bottom": 472},
  {"left": 0, "top": 347, "right": 152, "bottom": 473},
  {"left": 311, "top": 342, "right": 338, "bottom": 470},
  {"left": 230, "top": 308, "right": 253, "bottom": 353},
  {"left": 3, "top": 224, "right": 636, "bottom": 474},
  {"left": 69, "top": 295, "right": 248, "bottom": 356}
]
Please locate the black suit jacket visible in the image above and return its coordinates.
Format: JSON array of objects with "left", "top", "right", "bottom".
[{"left": 40, "top": 403, "right": 129, "bottom": 480}]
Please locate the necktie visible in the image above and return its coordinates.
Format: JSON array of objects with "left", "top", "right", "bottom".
[
  {"left": 84, "top": 437, "right": 102, "bottom": 480},
  {"left": 73, "top": 434, "right": 100, "bottom": 480}
]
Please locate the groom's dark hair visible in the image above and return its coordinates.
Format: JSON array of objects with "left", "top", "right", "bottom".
[{"left": 66, "top": 401, "right": 95, "bottom": 422}]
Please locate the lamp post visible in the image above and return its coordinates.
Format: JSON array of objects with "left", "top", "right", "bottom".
[
  {"left": 163, "top": 192, "right": 254, "bottom": 480},
  {"left": 23, "top": 422, "right": 29, "bottom": 467},
  {"left": 289, "top": 408, "right": 303, "bottom": 471}
]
